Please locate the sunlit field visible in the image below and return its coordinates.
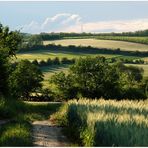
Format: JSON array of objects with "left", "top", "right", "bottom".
[
  {"left": 16, "top": 49, "right": 116, "bottom": 61},
  {"left": 54, "top": 99, "right": 148, "bottom": 146},
  {"left": 43, "top": 39, "right": 148, "bottom": 51}
]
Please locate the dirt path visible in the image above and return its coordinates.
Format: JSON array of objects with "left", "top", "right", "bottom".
[{"left": 32, "top": 120, "right": 70, "bottom": 147}]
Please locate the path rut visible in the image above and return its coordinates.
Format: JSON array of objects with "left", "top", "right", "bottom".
[{"left": 32, "top": 120, "right": 70, "bottom": 147}]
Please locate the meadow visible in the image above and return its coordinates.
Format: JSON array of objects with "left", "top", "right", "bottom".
[
  {"left": 53, "top": 99, "right": 148, "bottom": 146},
  {"left": 16, "top": 49, "right": 116, "bottom": 61},
  {"left": 43, "top": 39, "right": 148, "bottom": 52}
]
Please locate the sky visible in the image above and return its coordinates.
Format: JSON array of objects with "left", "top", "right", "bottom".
[{"left": 0, "top": 1, "right": 148, "bottom": 34}]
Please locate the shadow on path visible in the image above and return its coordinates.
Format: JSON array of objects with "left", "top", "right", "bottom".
[{"left": 32, "top": 120, "right": 70, "bottom": 147}]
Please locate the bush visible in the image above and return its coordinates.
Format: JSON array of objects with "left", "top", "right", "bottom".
[
  {"left": 8, "top": 60, "right": 43, "bottom": 98},
  {"left": 53, "top": 57, "right": 60, "bottom": 65}
]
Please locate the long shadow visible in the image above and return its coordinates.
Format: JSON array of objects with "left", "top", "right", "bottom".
[{"left": 41, "top": 64, "right": 70, "bottom": 73}]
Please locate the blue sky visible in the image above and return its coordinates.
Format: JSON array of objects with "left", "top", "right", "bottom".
[{"left": 0, "top": 1, "right": 148, "bottom": 33}]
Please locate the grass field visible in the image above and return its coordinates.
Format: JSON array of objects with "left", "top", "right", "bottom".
[
  {"left": 16, "top": 49, "right": 117, "bottom": 62},
  {"left": 53, "top": 99, "right": 148, "bottom": 146},
  {"left": 43, "top": 39, "right": 148, "bottom": 52}
]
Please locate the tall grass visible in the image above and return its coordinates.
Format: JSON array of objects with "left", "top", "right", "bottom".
[{"left": 54, "top": 99, "right": 148, "bottom": 146}]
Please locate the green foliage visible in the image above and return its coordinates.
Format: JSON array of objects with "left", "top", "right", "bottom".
[
  {"left": 8, "top": 60, "right": 43, "bottom": 98},
  {"left": 70, "top": 56, "right": 120, "bottom": 99},
  {"left": 0, "top": 122, "right": 32, "bottom": 146},
  {"left": 51, "top": 57, "right": 146, "bottom": 100},
  {"left": 0, "top": 23, "right": 22, "bottom": 96},
  {"left": 0, "top": 23, "right": 22, "bottom": 57},
  {"left": 0, "top": 96, "right": 62, "bottom": 146},
  {"left": 21, "top": 34, "right": 43, "bottom": 48},
  {"left": 50, "top": 72, "right": 77, "bottom": 100}
]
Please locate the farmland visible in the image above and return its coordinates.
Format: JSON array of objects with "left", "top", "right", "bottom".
[
  {"left": 16, "top": 40, "right": 148, "bottom": 88},
  {"left": 53, "top": 99, "right": 148, "bottom": 146},
  {"left": 16, "top": 49, "right": 115, "bottom": 61},
  {"left": 43, "top": 39, "right": 148, "bottom": 52},
  {"left": 96, "top": 36, "right": 148, "bottom": 45}
]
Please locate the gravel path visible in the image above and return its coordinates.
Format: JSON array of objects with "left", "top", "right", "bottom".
[{"left": 32, "top": 120, "right": 70, "bottom": 147}]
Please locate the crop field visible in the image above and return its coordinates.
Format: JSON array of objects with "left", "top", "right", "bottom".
[
  {"left": 43, "top": 39, "right": 148, "bottom": 52},
  {"left": 96, "top": 36, "right": 148, "bottom": 45},
  {"left": 55, "top": 99, "right": 148, "bottom": 146}
]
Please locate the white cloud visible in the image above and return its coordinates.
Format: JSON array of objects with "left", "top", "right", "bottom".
[
  {"left": 20, "top": 13, "right": 148, "bottom": 34},
  {"left": 61, "top": 19, "right": 148, "bottom": 33}
]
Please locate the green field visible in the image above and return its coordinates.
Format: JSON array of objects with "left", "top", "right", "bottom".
[
  {"left": 96, "top": 36, "right": 148, "bottom": 45},
  {"left": 43, "top": 39, "right": 148, "bottom": 52},
  {"left": 16, "top": 49, "right": 116, "bottom": 62}
]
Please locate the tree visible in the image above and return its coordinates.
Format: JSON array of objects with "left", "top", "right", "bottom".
[
  {"left": 114, "top": 62, "right": 145, "bottom": 99},
  {"left": 26, "top": 35, "right": 43, "bottom": 48},
  {"left": 32, "top": 59, "right": 39, "bottom": 66},
  {"left": 8, "top": 60, "right": 43, "bottom": 98},
  {"left": 0, "top": 23, "right": 22, "bottom": 57},
  {"left": 50, "top": 72, "right": 77, "bottom": 100},
  {"left": 50, "top": 57, "right": 121, "bottom": 99},
  {"left": 53, "top": 57, "right": 60, "bottom": 65},
  {"left": 0, "top": 23, "right": 22, "bottom": 96},
  {"left": 70, "top": 56, "right": 120, "bottom": 99}
]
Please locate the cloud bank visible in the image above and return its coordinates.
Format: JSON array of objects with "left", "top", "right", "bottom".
[{"left": 20, "top": 13, "right": 148, "bottom": 34}]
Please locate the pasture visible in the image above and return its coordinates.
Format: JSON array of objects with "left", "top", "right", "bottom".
[
  {"left": 53, "top": 99, "right": 148, "bottom": 146},
  {"left": 43, "top": 39, "right": 148, "bottom": 52},
  {"left": 16, "top": 49, "right": 116, "bottom": 61}
]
